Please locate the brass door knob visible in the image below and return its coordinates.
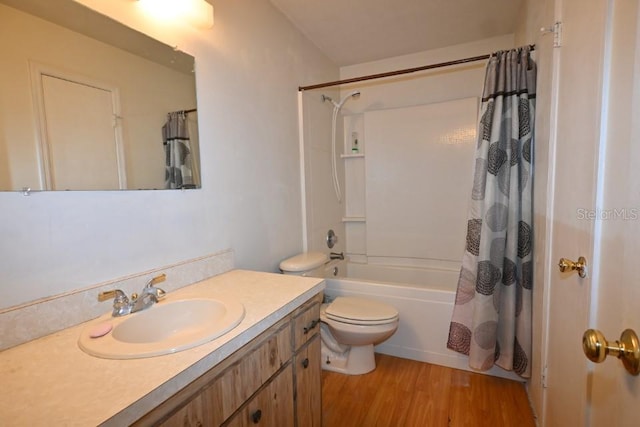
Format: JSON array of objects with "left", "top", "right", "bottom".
[
  {"left": 582, "top": 329, "right": 640, "bottom": 375},
  {"left": 558, "top": 256, "right": 587, "bottom": 278}
]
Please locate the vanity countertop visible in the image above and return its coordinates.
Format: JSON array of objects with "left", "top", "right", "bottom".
[{"left": 0, "top": 269, "right": 325, "bottom": 426}]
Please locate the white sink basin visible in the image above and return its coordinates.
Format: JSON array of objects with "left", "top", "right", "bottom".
[{"left": 78, "top": 297, "right": 245, "bottom": 359}]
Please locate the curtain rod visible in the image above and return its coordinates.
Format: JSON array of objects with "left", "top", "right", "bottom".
[
  {"left": 298, "top": 44, "right": 536, "bottom": 91},
  {"left": 184, "top": 108, "right": 197, "bottom": 113}
]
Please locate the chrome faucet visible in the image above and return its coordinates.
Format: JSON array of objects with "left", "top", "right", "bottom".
[
  {"left": 98, "top": 289, "right": 132, "bottom": 317},
  {"left": 98, "top": 274, "right": 167, "bottom": 317},
  {"left": 132, "top": 274, "right": 167, "bottom": 312}
]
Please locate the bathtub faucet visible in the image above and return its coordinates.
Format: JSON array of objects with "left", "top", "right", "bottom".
[{"left": 330, "top": 252, "right": 344, "bottom": 260}]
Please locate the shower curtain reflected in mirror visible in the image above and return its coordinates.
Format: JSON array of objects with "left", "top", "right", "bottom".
[
  {"left": 163, "top": 111, "right": 197, "bottom": 189},
  {"left": 447, "top": 46, "right": 536, "bottom": 378}
]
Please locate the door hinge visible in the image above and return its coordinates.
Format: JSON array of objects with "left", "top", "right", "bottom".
[
  {"left": 542, "top": 365, "right": 549, "bottom": 388},
  {"left": 112, "top": 114, "right": 122, "bottom": 128},
  {"left": 540, "top": 21, "right": 562, "bottom": 48}
]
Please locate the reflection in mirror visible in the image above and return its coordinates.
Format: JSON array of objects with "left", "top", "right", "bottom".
[{"left": 0, "top": 0, "right": 201, "bottom": 191}]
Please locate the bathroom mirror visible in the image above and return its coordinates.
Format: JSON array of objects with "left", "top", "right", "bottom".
[{"left": 0, "top": 0, "right": 201, "bottom": 191}]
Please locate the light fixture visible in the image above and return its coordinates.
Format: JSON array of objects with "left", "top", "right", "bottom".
[{"left": 137, "top": 0, "right": 214, "bottom": 29}]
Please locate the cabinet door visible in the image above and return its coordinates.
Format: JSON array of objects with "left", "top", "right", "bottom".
[
  {"left": 206, "top": 325, "right": 291, "bottom": 424},
  {"left": 292, "top": 298, "right": 321, "bottom": 351},
  {"left": 226, "top": 365, "right": 294, "bottom": 427},
  {"left": 160, "top": 394, "right": 205, "bottom": 427},
  {"left": 295, "top": 335, "right": 321, "bottom": 427}
]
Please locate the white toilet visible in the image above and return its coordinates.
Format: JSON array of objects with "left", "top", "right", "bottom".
[{"left": 280, "top": 252, "right": 399, "bottom": 375}]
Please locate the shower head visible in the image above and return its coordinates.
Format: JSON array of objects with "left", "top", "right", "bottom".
[
  {"left": 322, "top": 91, "right": 361, "bottom": 109},
  {"left": 322, "top": 94, "right": 341, "bottom": 109},
  {"left": 321, "top": 94, "right": 333, "bottom": 103}
]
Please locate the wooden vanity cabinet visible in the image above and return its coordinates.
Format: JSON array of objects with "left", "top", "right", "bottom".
[
  {"left": 132, "top": 293, "right": 322, "bottom": 427},
  {"left": 294, "top": 336, "right": 321, "bottom": 427},
  {"left": 291, "top": 299, "right": 322, "bottom": 427},
  {"left": 226, "top": 365, "right": 294, "bottom": 427}
]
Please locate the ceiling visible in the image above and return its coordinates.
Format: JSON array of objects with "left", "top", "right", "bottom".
[{"left": 269, "top": 0, "right": 525, "bottom": 66}]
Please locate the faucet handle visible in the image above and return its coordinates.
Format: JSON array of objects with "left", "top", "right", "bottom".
[
  {"left": 98, "top": 289, "right": 129, "bottom": 304},
  {"left": 145, "top": 273, "right": 166, "bottom": 288},
  {"left": 98, "top": 289, "right": 132, "bottom": 317},
  {"left": 154, "top": 287, "right": 167, "bottom": 301},
  {"left": 143, "top": 274, "right": 167, "bottom": 301}
]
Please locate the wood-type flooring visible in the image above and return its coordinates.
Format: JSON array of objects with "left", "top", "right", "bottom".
[{"left": 322, "top": 353, "right": 536, "bottom": 427}]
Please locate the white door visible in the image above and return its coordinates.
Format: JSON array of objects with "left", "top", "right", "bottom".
[
  {"left": 41, "top": 75, "right": 122, "bottom": 190},
  {"left": 587, "top": 0, "right": 640, "bottom": 424},
  {"left": 544, "top": 0, "right": 640, "bottom": 425}
]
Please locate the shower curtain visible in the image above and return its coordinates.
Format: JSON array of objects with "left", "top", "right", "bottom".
[
  {"left": 163, "top": 111, "right": 195, "bottom": 189},
  {"left": 447, "top": 46, "right": 536, "bottom": 377}
]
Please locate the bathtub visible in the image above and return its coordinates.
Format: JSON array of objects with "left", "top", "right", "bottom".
[{"left": 322, "top": 260, "right": 521, "bottom": 381}]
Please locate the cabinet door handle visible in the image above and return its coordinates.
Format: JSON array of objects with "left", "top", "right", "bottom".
[
  {"left": 303, "top": 319, "right": 319, "bottom": 334},
  {"left": 302, "top": 358, "right": 309, "bottom": 369},
  {"left": 252, "top": 409, "right": 262, "bottom": 424}
]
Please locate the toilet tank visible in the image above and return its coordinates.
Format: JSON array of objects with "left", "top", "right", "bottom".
[{"left": 280, "top": 252, "right": 328, "bottom": 277}]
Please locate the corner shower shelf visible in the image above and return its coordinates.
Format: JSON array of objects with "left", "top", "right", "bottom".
[
  {"left": 340, "top": 153, "right": 365, "bottom": 159},
  {"left": 342, "top": 216, "right": 366, "bottom": 222}
]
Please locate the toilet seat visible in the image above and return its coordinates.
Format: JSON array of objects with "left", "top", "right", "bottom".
[{"left": 324, "top": 297, "right": 398, "bottom": 326}]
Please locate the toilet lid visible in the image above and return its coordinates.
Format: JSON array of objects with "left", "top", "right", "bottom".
[
  {"left": 279, "top": 252, "right": 328, "bottom": 272},
  {"left": 325, "top": 296, "right": 398, "bottom": 324}
]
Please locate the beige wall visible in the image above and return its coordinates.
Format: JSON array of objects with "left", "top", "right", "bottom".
[
  {"left": 0, "top": 0, "right": 338, "bottom": 309},
  {"left": 0, "top": 4, "right": 196, "bottom": 190}
]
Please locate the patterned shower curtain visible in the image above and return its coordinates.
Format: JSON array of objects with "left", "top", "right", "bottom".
[
  {"left": 447, "top": 46, "right": 536, "bottom": 378},
  {"left": 163, "top": 111, "right": 195, "bottom": 189}
]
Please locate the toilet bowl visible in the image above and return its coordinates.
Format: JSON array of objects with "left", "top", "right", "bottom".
[
  {"left": 280, "top": 252, "right": 399, "bottom": 375},
  {"left": 320, "top": 296, "right": 398, "bottom": 375}
]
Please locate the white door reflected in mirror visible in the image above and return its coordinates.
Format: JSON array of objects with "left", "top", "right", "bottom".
[{"left": 40, "top": 74, "right": 126, "bottom": 190}]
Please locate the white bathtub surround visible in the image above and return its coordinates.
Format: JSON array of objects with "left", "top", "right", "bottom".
[
  {"left": 0, "top": 270, "right": 324, "bottom": 426},
  {"left": 0, "top": 250, "right": 234, "bottom": 350},
  {"left": 324, "top": 270, "right": 522, "bottom": 382},
  {"left": 330, "top": 36, "right": 515, "bottom": 268},
  {"left": 363, "top": 98, "right": 478, "bottom": 262}
]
